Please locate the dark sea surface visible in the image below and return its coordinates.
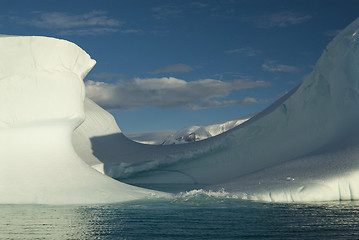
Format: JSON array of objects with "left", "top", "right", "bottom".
[{"left": 1, "top": 191, "right": 359, "bottom": 240}]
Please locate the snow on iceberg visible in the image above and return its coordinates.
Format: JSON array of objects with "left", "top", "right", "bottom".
[
  {"left": 76, "top": 17, "right": 359, "bottom": 202},
  {"left": 0, "top": 35, "right": 168, "bottom": 204}
]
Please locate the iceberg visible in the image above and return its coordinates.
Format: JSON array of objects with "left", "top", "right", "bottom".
[
  {"left": 0, "top": 36, "right": 168, "bottom": 204},
  {"left": 74, "top": 17, "right": 359, "bottom": 202},
  {"left": 4, "top": 16, "right": 359, "bottom": 203}
]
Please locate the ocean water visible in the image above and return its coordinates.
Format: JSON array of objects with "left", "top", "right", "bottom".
[{"left": 1, "top": 190, "right": 359, "bottom": 240}]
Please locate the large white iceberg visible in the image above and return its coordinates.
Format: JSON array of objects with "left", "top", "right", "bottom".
[
  {"left": 73, "top": 17, "right": 359, "bottom": 202},
  {"left": 4, "top": 16, "right": 359, "bottom": 204},
  {"left": 0, "top": 36, "right": 167, "bottom": 204}
]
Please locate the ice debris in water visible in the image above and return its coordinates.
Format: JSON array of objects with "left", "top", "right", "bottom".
[{"left": 173, "top": 189, "right": 241, "bottom": 203}]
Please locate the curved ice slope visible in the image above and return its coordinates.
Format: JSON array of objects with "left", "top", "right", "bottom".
[
  {"left": 212, "top": 136, "right": 359, "bottom": 202},
  {"left": 0, "top": 36, "right": 167, "bottom": 204},
  {"left": 76, "top": 17, "right": 359, "bottom": 203},
  {"left": 72, "top": 97, "right": 122, "bottom": 167}
]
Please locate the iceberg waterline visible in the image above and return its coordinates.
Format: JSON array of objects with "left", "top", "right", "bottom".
[
  {"left": 75, "top": 17, "right": 359, "bottom": 202},
  {"left": 3, "top": 17, "right": 359, "bottom": 204}
]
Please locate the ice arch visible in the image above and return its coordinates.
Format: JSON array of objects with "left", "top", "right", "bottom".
[
  {"left": 74, "top": 18, "right": 359, "bottom": 201},
  {"left": 0, "top": 36, "right": 167, "bottom": 204}
]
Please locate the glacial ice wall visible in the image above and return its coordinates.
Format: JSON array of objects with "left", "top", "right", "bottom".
[{"left": 0, "top": 36, "right": 167, "bottom": 204}]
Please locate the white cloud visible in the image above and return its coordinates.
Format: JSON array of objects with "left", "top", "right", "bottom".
[
  {"left": 152, "top": 4, "right": 183, "bottom": 20},
  {"left": 120, "top": 29, "right": 143, "bottom": 34},
  {"left": 30, "top": 11, "right": 121, "bottom": 28},
  {"left": 246, "top": 11, "right": 312, "bottom": 29},
  {"left": 225, "top": 47, "right": 260, "bottom": 57},
  {"left": 85, "top": 77, "right": 270, "bottom": 110},
  {"left": 187, "top": 97, "right": 259, "bottom": 110},
  {"left": 262, "top": 61, "right": 299, "bottom": 72},
  {"left": 27, "top": 11, "right": 122, "bottom": 35},
  {"left": 150, "top": 64, "right": 193, "bottom": 74},
  {"left": 58, "top": 27, "right": 119, "bottom": 36},
  {"left": 190, "top": 2, "right": 208, "bottom": 8}
]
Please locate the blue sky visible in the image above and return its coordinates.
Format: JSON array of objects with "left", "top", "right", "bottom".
[{"left": 1, "top": 0, "right": 359, "bottom": 132}]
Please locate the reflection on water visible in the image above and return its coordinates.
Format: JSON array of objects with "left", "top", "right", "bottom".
[
  {"left": 0, "top": 205, "right": 89, "bottom": 239},
  {"left": 1, "top": 198, "right": 359, "bottom": 239}
]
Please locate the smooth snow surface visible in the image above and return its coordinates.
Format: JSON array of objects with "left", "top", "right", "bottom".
[
  {"left": 0, "top": 36, "right": 167, "bottom": 204},
  {"left": 74, "top": 18, "right": 359, "bottom": 202}
]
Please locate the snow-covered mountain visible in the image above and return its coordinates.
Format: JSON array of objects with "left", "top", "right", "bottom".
[
  {"left": 160, "top": 117, "right": 251, "bottom": 145},
  {"left": 125, "top": 117, "right": 251, "bottom": 145}
]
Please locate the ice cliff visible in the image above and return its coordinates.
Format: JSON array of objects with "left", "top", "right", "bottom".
[
  {"left": 74, "top": 17, "right": 359, "bottom": 202},
  {"left": 0, "top": 36, "right": 167, "bottom": 204}
]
